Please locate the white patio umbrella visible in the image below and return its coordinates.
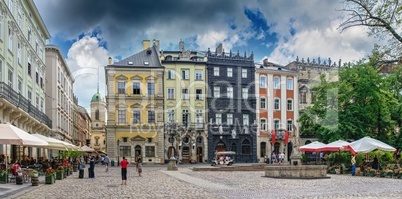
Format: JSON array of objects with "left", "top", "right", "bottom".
[
  {"left": 317, "top": 140, "right": 350, "bottom": 152},
  {"left": 344, "top": 136, "right": 396, "bottom": 155},
  {"left": 0, "top": 123, "right": 49, "bottom": 169},
  {"left": 299, "top": 141, "right": 326, "bottom": 152},
  {"left": 81, "top": 145, "right": 95, "bottom": 152},
  {"left": 31, "top": 134, "right": 68, "bottom": 151}
]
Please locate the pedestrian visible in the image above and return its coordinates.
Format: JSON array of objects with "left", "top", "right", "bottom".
[
  {"left": 271, "top": 152, "right": 276, "bottom": 164},
  {"left": 137, "top": 154, "right": 143, "bottom": 177},
  {"left": 104, "top": 154, "right": 110, "bottom": 172},
  {"left": 176, "top": 155, "right": 180, "bottom": 166},
  {"left": 351, "top": 154, "right": 356, "bottom": 176},
  {"left": 120, "top": 156, "right": 129, "bottom": 185},
  {"left": 135, "top": 155, "right": 139, "bottom": 173},
  {"left": 89, "top": 155, "right": 95, "bottom": 179}
]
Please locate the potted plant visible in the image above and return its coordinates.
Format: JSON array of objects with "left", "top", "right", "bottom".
[
  {"left": 0, "top": 168, "right": 8, "bottom": 183},
  {"left": 45, "top": 168, "right": 55, "bottom": 184},
  {"left": 32, "top": 170, "right": 39, "bottom": 177},
  {"left": 56, "top": 166, "right": 64, "bottom": 180}
]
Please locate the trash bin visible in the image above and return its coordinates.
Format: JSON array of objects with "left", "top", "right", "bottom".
[
  {"left": 79, "top": 169, "right": 84, "bottom": 179},
  {"left": 111, "top": 160, "right": 115, "bottom": 167}
]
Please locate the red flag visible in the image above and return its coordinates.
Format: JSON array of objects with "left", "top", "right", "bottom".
[
  {"left": 271, "top": 130, "right": 276, "bottom": 145},
  {"left": 284, "top": 130, "right": 289, "bottom": 144}
]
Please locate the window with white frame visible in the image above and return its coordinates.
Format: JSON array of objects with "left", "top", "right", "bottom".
[
  {"left": 35, "top": 96, "right": 39, "bottom": 109},
  {"left": 168, "top": 70, "right": 175, "bottom": 79},
  {"left": 195, "top": 70, "right": 202, "bottom": 80},
  {"left": 242, "top": 69, "right": 247, "bottom": 78},
  {"left": 227, "top": 114, "right": 233, "bottom": 125},
  {"left": 182, "top": 109, "right": 189, "bottom": 126},
  {"left": 148, "top": 110, "right": 155, "bottom": 123},
  {"left": 227, "top": 68, "right": 232, "bottom": 77},
  {"left": 274, "top": 98, "right": 280, "bottom": 110},
  {"left": 287, "top": 99, "right": 293, "bottom": 111},
  {"left": 260, "top": 119, "right": 267, "bottom": 131},
  {"left": 40, "top": 99, "right": 44, "bottom": 112},
  {"left": 168, "top": 109, "right": 175, "bottom": 122},
  {"left": 242, "top": 88, "right": 248, "bottom": 99},
  {"left": 243, "top": 114, "right": 249, "bottom": 126},
  {"left": 196, "top": 89, "right": 203, "bottom": 100},
  {"left": 274, "top": 77, "right": 280, "bottom": 89},
  {"left": 118, "top": 110, "right": 126, "bottom": 123},
  {"left": 8, "top": 70, "right": 13, "bottom": 88},
  {"left": 17, "top": 42, "right": 21, "bottom": 64},
  {"left": 133, "top": 82, "right": 141, "bottom": 94},
  {"left": 147, "top": 82, "right": 155, "bottom": 95},
  {"left": 196, "top": 110, "right": 203, "bottom": 127},
  {"left": 214, "top": 86, "right": 220, "bottom": 97},
  {"left": 214, "top": 67, "right": 219, "bottom": 76},
  {"left": 118, "top": 81, "right": 125, "bottom": 94},
  {"left": 167, "top": 88, "right": 174, "bottom": 99},
  {"left": 182, "top": 89, "right": 189, "bottom": 99},
  {"left": 182, "top": 70, "right": 189, "bottom": 80},
  {"left": 287, "top": 78, "right": 293, "bottom": 90},
  {"left": 260, "top": 97, "right": 266, "bottom": 109},
  {"left": 260, "top": 76, "right": 267, "bottom": 88},
  {"left": 287, "top": 120, "right": 293, "bottom": 132},
  {"left": 27, "top": 89, "right": 32, "bottom": 103},
  {"left": 300, "top": 90, "right": 307, "bottom": 104},
  {"left": 132, "top": 110, "right": 141, "bottom": 124},
  {"left": 215, "top": 113, "right": 222, "bottom": 124},
  {"left": 227, "top": 87, "right": 233, "bottom": 98},
  {"left": 8, "top": 28, "right": 13, "bottom": 51},
  {"left": 274, "top": 119, "right": 280, "bottom": 130}
]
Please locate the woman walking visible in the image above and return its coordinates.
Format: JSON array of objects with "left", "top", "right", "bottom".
[
  {"left": 137, "top": 154, "right": 143, "bottom": 177},
  {"left": 120, "top": 156, "right": 129, "bottom": 185}
]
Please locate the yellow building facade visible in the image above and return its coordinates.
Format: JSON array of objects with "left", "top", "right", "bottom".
[{"left": 105, "top": 42, "right": 164, "bottom": 164}]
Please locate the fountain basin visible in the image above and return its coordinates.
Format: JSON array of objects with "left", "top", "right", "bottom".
[{"left": 264, "top": 165, "right": 329, "bottom": 179}]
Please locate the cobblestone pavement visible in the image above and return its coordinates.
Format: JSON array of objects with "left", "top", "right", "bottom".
[{"left": 5, "top": 165, "right": 402, "bottom": 199}]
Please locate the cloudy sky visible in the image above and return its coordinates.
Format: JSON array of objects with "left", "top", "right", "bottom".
[{"left": 34, "top": 0, "right": 377, "bottom": 109}]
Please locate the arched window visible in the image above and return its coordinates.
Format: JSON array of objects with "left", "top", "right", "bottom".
[
  {"left": 260, "top": 75, "right": 267, "bottom": 88},
  {"left": 95, "top": 109, "right": 99, "bottom": 120},
  {"left": 242, "top": 139, "right": 251, "bottom": 154}
]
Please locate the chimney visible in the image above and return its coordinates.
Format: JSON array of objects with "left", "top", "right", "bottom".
[
  {"left": 216, "top": 43, "right": 223, "bottom": 54},
  {"left": 142, "top": 40, "right": 150, "bottom": 50},
  {"left": 153, "top": 39, "right": 160, "bottom": 51},
  {"left": 108, "top": 57, "right": 112, "bottom": 65}
]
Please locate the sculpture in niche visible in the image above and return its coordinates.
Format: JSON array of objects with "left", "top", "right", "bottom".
[
  {"left": 219, "top": 125, "right": 223, "bottom": 134},
  {"left": 231, "top": 129, "right": 236, "bottom": 139}
]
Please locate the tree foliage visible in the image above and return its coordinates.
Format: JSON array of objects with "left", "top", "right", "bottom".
[{"left": 339, "top": 0, "right": 402, "bottom": 59}]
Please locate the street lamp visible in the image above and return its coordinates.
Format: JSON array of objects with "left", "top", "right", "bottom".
[{"left": 166, "top": 122, "right": 178, "bottom": 171}]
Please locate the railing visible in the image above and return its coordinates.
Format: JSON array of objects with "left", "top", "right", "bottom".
[{"left": 0, "top": 82, "right": 52, "bottom": 128}]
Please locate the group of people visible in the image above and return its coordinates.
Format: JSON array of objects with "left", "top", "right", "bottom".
[
  {"left": 271, "top": 151, "right": 285, "bottom": 164},
  {"left": 120, "top": 154, "right": 143, "bottom": 185}
]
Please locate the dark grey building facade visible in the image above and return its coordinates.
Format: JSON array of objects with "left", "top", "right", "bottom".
[{"left": 207, "top": 47, "right": 257, "bottom": 163}]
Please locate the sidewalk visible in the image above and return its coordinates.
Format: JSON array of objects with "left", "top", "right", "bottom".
[{"left": 0, "top": 175, "right": 45, "bottom": 198}]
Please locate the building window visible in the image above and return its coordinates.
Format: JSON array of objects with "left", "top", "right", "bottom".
[
  {"left": 260, "top": 76, "right": 267, "bottom": 88},
  {"left": 195, "top": 70, "right": 202, "bottom": 80},
  {"left": 17, "top": 42, "right": 21, "bottom": 64},
  {"left": 145, "top": 146, "right": 155, "bottom": 157},
  {"left": 8, "top": 28, "right": 12, "bottom": 51},
  {"left": 17, "top": 79, "right": 21, "bottom": 93},
  {"left": 214, "top": 67, "right": 219, "bottom": 76},
  {"left": 287, "top": 120, "right": 293, "bottom": 132},
  {"left": 148, "top": 111, "right": 155, "bottom": 123},
  {"left": 27, "top": 63, "right": 31, "bottom": 76},
  {"left": 35, "top": 72, "right": 39, "bottom": 84},
  {"left": 274, "top": 77, "right": 280, "bottom": 89},
  {"left": 132, "top": 111, "right": 141, "bottom": 124},
  {"left": 227, "top": 114, "right": 233, "bottom": 125},
  {"left": 182, "top": 89, "right": 189, "bottom": 99},
  {"left": 182, "top": 70, "right": 189, "bottom": 80},
  {"left": 287, "top": 78, "right": 293, "bottom": 90},
  {"left": 287, "top": 99, "right": 293, "bottom": 111},
  {"left": 214, "top": 86, "right": 220, "bottom": 98},
  {"left": 260, "top": 142, "right": 267, "bottom": 157},
  {"left": 40, "top": 99, "right": 44, "bottom": 112},
  {"left": 196, "top": 110, "right": 203, "bottom": 127},
  {"left": 300, "top": 91, "right": 307, "bottom": 104},
  {"left": 196, "top": 89, "right": 203, "bottom": 100},
  {"left": 227, "top": 68, "right": 232, "bottom": 77},
  {"left": 95, "top": 109, "right": 99, "bottom": 120},
  {"left": 35, "top": 96, "right": 39, "bottom": 109},
  {"left": 227, "top": 87, "right": 233, "bottom": 98},
  {"left": 8, "top": 70, "right": 13, "bottom": 88},
  {"left": 260, "top": 119, "right": 266, "bottom": 131},
  {"left": 168, "top": 70, "right": 175, "bottom": 79},
  {"left": 118, "top": 81, "right": 125, "bottom": 94},
  {"left": 147, "top": 82, "right": 155, "bottom": 95},
  {"left": 242, "top": 69, "right": 247, "bottom": 78},
  {"left": 167, "top": 88, "right": 174, "bottom": 99},
  {"left": 120, "top": 146, "right": 131, "bottom": 157},
  {"left": 243, "top": 114, "right": 249, "bottom": 126},
  {"left": 260, "top": 97, "right": 266, "bottom": 109},
  {"left": 168, "top": 110, "right": 175, "bottom": 122},
  {"left": 242, "top": 139, "right": 251, "bottom": 154},
  {"left": 242, "top": 88, "right": 248, "bottom": 99},
  {"left": 28, "top": 90, "right": 32, "bottom": 103},
  {"left": 215, "top": 113, "right": 222, "bottom": 125},
  {"left": 133, "top": 82, "right": 141, "bottom": 94},
  {"left": 118, "top": 110, "right": 126, "bottom": 124},
  {"left": 274, "top": 98, "right": 280, "bottom": 110},
  {"left": 274, "top": 120, "right": 280, "bottom": 130},
  {"left": 182, "top": 110, "right": 189, "bottom": 126}
]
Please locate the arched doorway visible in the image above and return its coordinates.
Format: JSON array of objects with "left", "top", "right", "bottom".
[
  {"left": 196, "top": 136, "right": 203, "bottom": 163},
  {"left": 215, "top": 141, "right": 226, "bottom": 152},
  {"left": 197, "top": 147, "right": 203, "bottom": 162},
  {"left": 167, "top": 146, "right": 176, "bottom": 159},
  {"left": 135, "top": 145, "right": 141, "bottom": 158},
  {"left": 182, "top": 146, "right": 190, "bottom": 163}
]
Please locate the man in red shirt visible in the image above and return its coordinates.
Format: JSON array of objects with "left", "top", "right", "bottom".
[{"left": 120, "top": 156, "right": 129, "bottom": 185}]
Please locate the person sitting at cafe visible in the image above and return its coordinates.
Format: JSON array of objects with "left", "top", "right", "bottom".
[{"left": 12, "top": 160, "right": 21, "bottom": 176}]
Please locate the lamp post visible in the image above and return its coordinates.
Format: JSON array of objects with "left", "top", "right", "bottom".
[{"left": 166, "top": 122, "right": 178, "bottom": 171}]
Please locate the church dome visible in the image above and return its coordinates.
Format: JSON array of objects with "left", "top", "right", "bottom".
[{"left": 91, "top": 92, "right": 104, "bottom": 103}]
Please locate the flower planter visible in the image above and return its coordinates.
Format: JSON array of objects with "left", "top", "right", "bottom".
[
  {"left": 45, "top": 175, "right": 55, "bottom": 184},
  {"left": 33, "top": 173, "right": 38, "bottom": 177},
  {"left": 0, "top": 172, "right": 8, "bottom": 183},
  {"left": 56, "top": 170, "right": 64, "bottom": 180}
]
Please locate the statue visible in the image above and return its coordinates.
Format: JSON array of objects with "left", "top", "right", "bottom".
[
  {"left": 231, "top": 129, "right": 236, "bottom": 139},
  {"left": 219, "top": 125, "right": 223, "bottom": 134}
]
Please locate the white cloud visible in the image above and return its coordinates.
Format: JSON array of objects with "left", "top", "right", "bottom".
[{"left": 66, "top": 36, "right": 109, "bottom": 109}]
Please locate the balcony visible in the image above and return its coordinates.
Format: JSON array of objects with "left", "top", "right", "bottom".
[{"left": 0, "top": 82, "right": 52, "bottom": 128}]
